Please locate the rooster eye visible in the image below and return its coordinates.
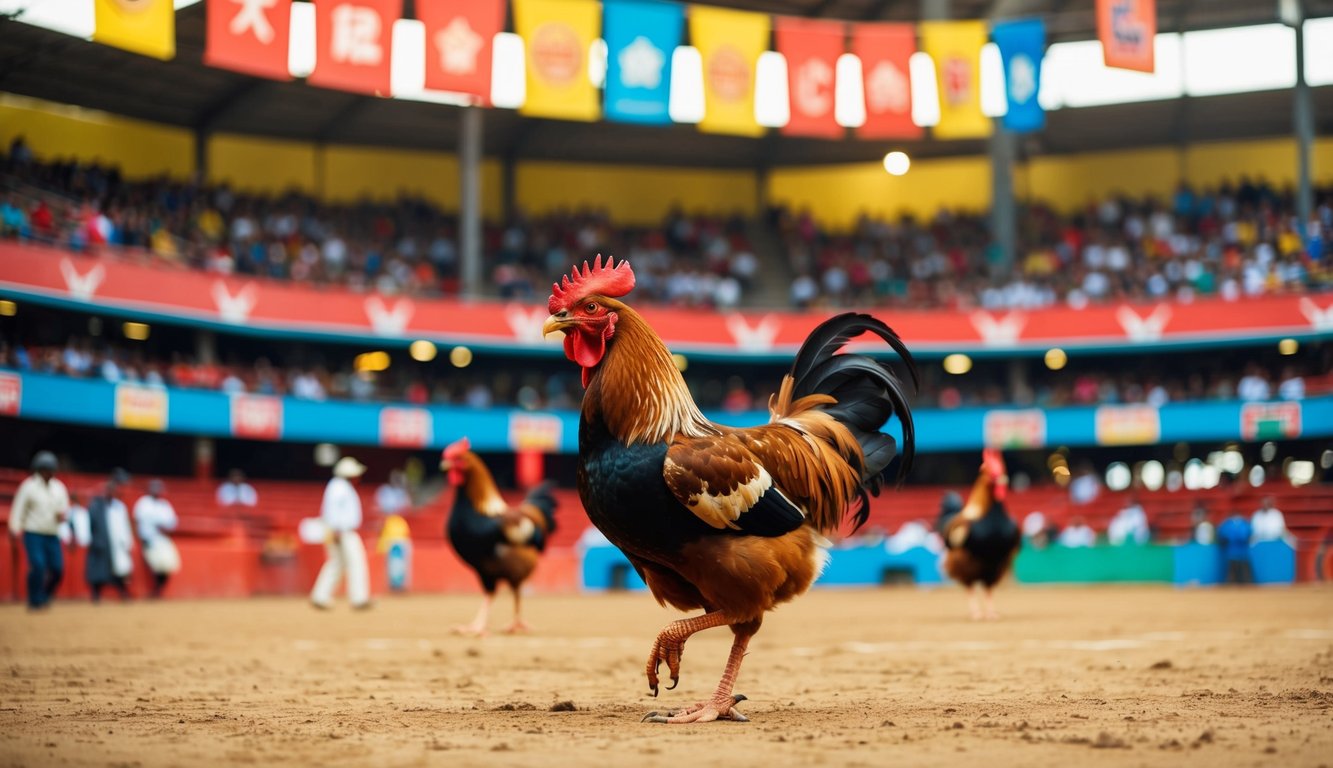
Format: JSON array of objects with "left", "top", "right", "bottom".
[{"left": 585, "top": 302, "right": 598, "bottom": 313}]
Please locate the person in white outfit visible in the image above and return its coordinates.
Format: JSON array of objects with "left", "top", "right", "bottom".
[
  {"left": 9, "top": 451, "right": 70, "bottom": 610},
  {"left": 311, "top": 457, "right": 371, "bottom": 610},
  {"left": 134, "top": 479, "right": 180, "bottom": 598},
  {"left": 1250, "top": 496, "right": 1293, "bottom": 546}
]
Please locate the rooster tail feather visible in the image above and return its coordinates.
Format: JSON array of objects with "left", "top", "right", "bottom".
[
  {"left": 522, "top": 481, "right": 558, "bottom": 535},
  {"left": 782, "top": 312, "right": 918, "bottom": 494}
]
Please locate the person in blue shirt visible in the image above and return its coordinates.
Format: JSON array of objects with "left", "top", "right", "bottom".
[{"left": 1215, "top": 511, "right": 1253, "bottom": 585}]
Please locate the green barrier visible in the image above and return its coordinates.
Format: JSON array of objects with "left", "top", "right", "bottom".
[{"left": 1013, "top": 543, "right": 1176, "bottom": 583}]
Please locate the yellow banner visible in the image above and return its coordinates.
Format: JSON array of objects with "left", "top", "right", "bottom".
[
  {"left": 919, "top": 20, "right": 990, "bottom": 139},
  {"left": 515, "top": 0, "right": 601, "bottom": 122},
  {"left": 690, "top": 5, "right": 769, "bottom": 137},
  {"left": 93, "top": 0, "right": 175, "bottom": 61},
  {"left": 115, "top": 384, "right": 168, "bottom": 432}
]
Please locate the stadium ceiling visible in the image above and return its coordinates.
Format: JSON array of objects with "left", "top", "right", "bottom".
[{"left": 0, "top": 0, "right": 1331, "bottom": 170}]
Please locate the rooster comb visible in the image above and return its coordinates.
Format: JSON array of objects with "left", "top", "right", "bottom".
[
  {"left": 443, "top": 436, "right": 471, "bottom": 460},
  {"left": 548, "top": 254, "right": 635, "bottom": 314}
]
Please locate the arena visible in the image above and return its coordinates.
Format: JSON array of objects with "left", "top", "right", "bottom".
[
  {"left": 2, "top": 0, "right": 1333, "bottom": 765},
  {"left": 3, "top": 587, "right": 1332, "bottom": 766}
]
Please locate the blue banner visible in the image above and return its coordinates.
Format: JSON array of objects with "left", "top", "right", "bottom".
[
  {"left": 603, "top": 0, "right": 682, "bottom": 125},
  {"left": 992, "top": 18, "right": 1046, "bottom": 133}
]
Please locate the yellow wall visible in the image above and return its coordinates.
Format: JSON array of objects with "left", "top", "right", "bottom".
[
  {"left": 515, "top": 162, "right": 757, "bottom": 225},
  {"left": 319, "top": 145, "right": 503, "bottom": 220},
  {"left": 0, "top": 94, "right": 193, "bottom": 179},
  {"left": 768, "top": 156, "right": 992, "bottom": 230},
  {"left": 1024, "top": 147, "right": 1181, "bottom": 212},
  {"left": 208, "top": 134, "right": 317, "bottom": 194}
]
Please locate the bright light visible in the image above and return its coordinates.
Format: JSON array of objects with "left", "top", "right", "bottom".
[
  {"left": 288, "top": 1, "right": 316, "bottom": 79},
  {"left": 1140, "top": 460, "right": 1164, "bottom": 491},
  {"left": 1322, "top": 449, "right": 1333, "bottom": 470},
  {"left": 1183, "top": 24, "right": 1294, "bottom": 97},
  {"left": 1248, "top": 464, "right": 1266, "bottom": 487},
  {"left": 409, "top": 340, "right": 437, "bottom": 362},
  {"left": 1105, "top": 462, "right": 1131, "bottom": 491},
  {"left": 2, "top": 0, "right": 95, "bottom": 38},
  {"left": 754, "top": 51, "right": 790, "bottom": 128},
  {"left": 882, "top": 151, "right": 910, "bottom": 176},
  {"left": 354, "top": 351, "right": 390, "bottom": 372},
  {"left": 834, "top": 53, "right": 866, "bottom": 128},
  {"left": 450, "top": 346, "right": 473, "bottom": 368},
  {"left": 1261, "top": 441, "right": 1277, "bottom": 463},
  {"left": 980, "top": 42, "right": 1008, "bottom": 118},
  {"left": 1044, "top": 348, "right": 1067, "bottom": 370},
  {"left": 589, "top": 38, "right": 608, "bottom": 89},
  {"left": 1039, "top": 34, "right": 1183, "bottom": 109},
  {"left": 1221, "top": 449, "right": 1244, "bottom": 475},
  {"left": 1288, "top": 460, "right": 1315, "bottom": 486},
  {"left": 1278, "top": 338, "right": 1298, "bottom": 355},
  {"left": 0, "top": 300, "right": 16, "bottom": 317},
  {"left": 1183, "top": 458, "right": 1205, "bottom": 490},
  {"left": 390, "top": 19, "right": 426, "bottom": 97},
  {"left": 123, "top": 322, "right": 150, "bottom": 341},
  {"left": 672, "top": 353, "right": 688, "bottom": 372},
  {"left": 942, "top": 354, "right": 972, "bottom": 375},
  {"left": 491, "top": 33, "right": 526, "bottom": 109},
  {"left": 668, "top": 45, "right": 705, "bottom": 124},
  {"left": 1309, "top": 18, "right": 1333, "bottom": 85},
  {"left": 314, "top": 443, "right": 339, "bottom": 467},
  {"left": 908, "top": 51, "right": 940, "bottom": 127}
]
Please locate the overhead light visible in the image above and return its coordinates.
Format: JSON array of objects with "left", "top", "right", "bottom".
[
  {"left": 1044, "top": 348, "right": 1067, "bottom": 370},
  {"left": 834, "top": 53, "right": 866, "bottom": 128},
  {"left": 287, "top": 1, "right": 316, "bottom": 79},
  {"left": 1140, "top": 459, "right": 1165, "bottom": 491},
  {"left": 123, "top": 322, "right": 150, "bottom": 341},
  {"left": 0, "top": 300, "right": 16, "bottom": 317},
  {"left": 882, "top": 151, "right": 910, "bottom": 176},
  {"left": 490, "top": 32, "right": 526, "bottom": 109},
  {"left": 450, "top": 346, "right": 473, "bottom": 368},
  {"left": 1278, "top": 338, "right": 1298, "bottom": 355},
  {"left": 908, "top": 51, "right": 940, "bottom": 127},
  {"left": 409, "top": 340, "right": 437, "bottom": 362},
  {"left": 314, "top": 443, "right": 339, "bottom": 467},
  {"left": 942, "top": 353, "right": 972, "bottom": 375},
  {"left": 668, "top": 45, "right": 705, "bottom": 123},
  {"left": 672, "top": 353, "right": 688, "bottom": 372},
  {"left": 754, "top": 51, "right": 790, "bottom": 128},
  {"left": 354, "top": 351, "right": 391, "bottom": 372}
]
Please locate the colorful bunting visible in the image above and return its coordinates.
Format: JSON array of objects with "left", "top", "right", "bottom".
[
  {"left": 775, "top": 18, "right": 845, "bottom": 139},
  {"left": 307, "top": 0, "right": 400, "bottom": 95},
  {"left": 206, "top": 0, "right": 293, "bottom": 80},
  {"left": 992, "top": 18, "right": 1046, "bottom": 133},
  {"left": 919, "top": 20, "right": 991, "bottom": 140},
  {"left": 603, "top": 0, "right": 683, "bottom": 125},
  {"left": 418, "top": 0, "right": 506, "bottom": 103},
  {"left": 1097, "top": 0, "right": 1156, "bottom": 72},
  {"left": 514, "top": 0, "right": 602, "bottom": 121},
  {"left": 690, "top": 5, "right": 769, "bottom": 137},
  {"left": 93, "top": 0, "right": 175, "bottom": 60},
  {"left": 853, "top": 22, "right": 919, "bottom": 140}
]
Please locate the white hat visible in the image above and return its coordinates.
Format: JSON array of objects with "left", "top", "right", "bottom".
[{"left": 333, "top": 456, "right": 367, "bottom": 478}]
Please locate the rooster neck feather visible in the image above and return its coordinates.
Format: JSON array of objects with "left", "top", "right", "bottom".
[
  {"left": 583, "top": 305, "right": 716, "bottom": 445},
  {"left": 458, "top": 453, "right": 506, "bottom": 515}
]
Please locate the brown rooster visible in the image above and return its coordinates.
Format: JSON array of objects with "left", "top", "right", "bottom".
[
  {"left": 937, "top": 449, "right": 1020, "bottom": 620},
  {"left": 439, "top": 437, "right": 557, "bottom": 636},
  {"left": 542, "top": 256, "right": 916, "bottom": 724}
]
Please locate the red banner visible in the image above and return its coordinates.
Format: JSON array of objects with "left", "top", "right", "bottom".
[
  {"left": 205, "top": 0, "right": 294, "bottom": 80},
  {"left": 0, "top": 244, "right": 1328, "bottom": 356},
  {"left": 775, "top": 18, "right": 845, "bottom": 139},
  {"left": 418, "top": 0, "right": 505, "bottom": 103},
  {"left": 0, "top": 372, "right": 20, "bottom": 416},
  {"left": 307, "top": 0, "right": 400, "bottom": 95},
  {"left": 231, "top": 394, "right": 284, "bottom": 440},
  {"left": 1097, "top": 0, "right": 1156, "bottom": 73},
  {"left": 853, "top": 22, "right": 921, "bottom": 140},
  {"left": 381, "top": 407, "right": 433, "bottom": 447}
]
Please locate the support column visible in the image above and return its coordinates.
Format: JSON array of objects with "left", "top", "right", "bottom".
[
  {"left": 194, "top": 129, "right": 209, "bottom": 183},
  {"left": 195, "top": 330, "right": 217, "bottom": 365},
  {"left": 459, "top": 106, "right": 484, "bottom": 299},
  {"left": 1293, "top": 10, "right": 1314, "bottom": 239},
  {"left": 989, "top": 126, "right": 1018, "bottom": 277}
]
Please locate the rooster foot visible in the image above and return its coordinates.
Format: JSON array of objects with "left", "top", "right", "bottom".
[
  {"left": 642, "top": 694, "right": 748, "bottom": 724},
  {"left": 501, "top": 620, "right": 530, "bottom": 634},
  {"left": 645, "top": 637, "right": 686, "bottom": 696},
  {"left": 451, "top": 623, "right": 488, "bottom": 638}
]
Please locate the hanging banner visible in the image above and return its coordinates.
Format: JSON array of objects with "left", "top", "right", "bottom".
[
  {"left": 690, "top": 5, "right": 769, "bottom": 137},
  {"left": 514, "top": 0, "right": 602, "bottom": 121},
  {"left": 205, "top": 0, "right": 293, "bottom": 80},
  {"left": 93, "top": 0, "right": 175, "bottom": 60},
  {"left": 1097, "top": 0, "right": 1156, "bottom": 72},
  {"left": 775, "top": 17, "right": 845, "bottom": 139},
  {"left": 853, "top": 22, "right": 920, "bottom": 140},
  {"left": 603, "top": 0, "right": 683, "bottom": 125},
  {"left": 992, "top": 17, "right": 1045, "bottom": 133},
  {"left": 307, "top": 0, "right": 400, "bottom": 95},
  {"left": 418, "top": 0, "right": 506, "bottom": 103},
  {"left": 919, "top": 20, "right": 990, "bottom": 140}
]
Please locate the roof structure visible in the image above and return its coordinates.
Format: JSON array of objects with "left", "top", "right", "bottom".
[{"left": 0, "top": 0, "right": 1330, "bottom": 169}]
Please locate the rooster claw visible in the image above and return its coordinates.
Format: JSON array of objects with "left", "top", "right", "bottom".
[{"left": 642, "top": 695, "right": 748, "bottom": 725}]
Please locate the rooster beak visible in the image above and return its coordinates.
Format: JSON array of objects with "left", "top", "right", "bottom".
[
  {"left": 439, "top": 460, "right": 452, "bottom": 471},
  {"left": 543, "top": 311, "right": 571, "bottom": 338}
]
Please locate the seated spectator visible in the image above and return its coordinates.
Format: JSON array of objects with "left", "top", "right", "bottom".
[
  {"left": 1190, "top": 501, "right": 1215, "bottom": 545},
  {"left": 1068, "top": 463, "right": 1101, "bottom": 505},
  {"left": 374, "top": 471, "right": 412, "bottom": 517},
  {"left": 1107, "top": 495, "right": 1150, "bottom": 545},
  {"left": 1250, "top": 496, "right": 1291, "bottom": 545},
  {"left": 216, "top": 469, "right": 258, "bottom": 508},
  {"left": 1057, "top": 517, "right": 1097, "bottom": 548}
]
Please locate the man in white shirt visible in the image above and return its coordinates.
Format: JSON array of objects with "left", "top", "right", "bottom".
[
  {"left": 216, "top": 469, "right": 258, "bottom": 508},
  {"left": 1250, "top": 496, "right": 1292, "bottom": 546},
  {"left": 8, "top": 451, "right": 69, "bottom": 610},
  {"left": 1107, "top": 496, "right": 1151, "bottom": 545},
  {"left": 374, "top": 471, "right": 411, "bottom": 517},
  {"left": 134, "top": 479, "right": 180, "bottom": 598},
  {"left": 1057, "top": 517, "right": 1097, "bottom": 548},
  {"left": 311, "top": 457, "right": 371, "bottom": 610}
]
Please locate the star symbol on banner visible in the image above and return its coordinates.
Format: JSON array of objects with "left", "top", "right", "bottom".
[
  {"left": 436, "top": 16, "right": 483, "bottom": 75},
  {"left": 866, "top": 59, "right": 909, "bottom": 113},
  {"left": 1008, "top": 53, "right": 1037, "bottom": 104},
  {"left": 618, "top": 35, "right": 664, "bottom": 89}
]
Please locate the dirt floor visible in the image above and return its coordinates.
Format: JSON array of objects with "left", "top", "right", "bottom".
[{"left": 1, "top": 585, "right": 1331, "bottom": 767}]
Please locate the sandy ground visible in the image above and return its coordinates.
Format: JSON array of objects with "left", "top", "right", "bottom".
[{"left": 1, "top": 585, "right": 1331, "bottom": 768}]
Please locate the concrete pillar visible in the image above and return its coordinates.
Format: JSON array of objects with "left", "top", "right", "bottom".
[
  {"left": 459, "top": 106, "right": 484, "bottom": 299},
  {"left": 1294, "top": 12, "right": 1315, "bottom": 238},
  {"left": 989, "top": 126, "right": 1018, "bottom": 276}
]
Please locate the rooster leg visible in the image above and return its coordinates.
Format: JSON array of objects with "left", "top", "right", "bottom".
[
  {"left": 453, "top": 592, "right": 493, "bottom": 637},
  {"left": 983, "top": 586, "right": 999, "bottom": 620},
  {"left": 968, "top": 584, "right": 984, "bottom": 621},
  {"left": 643, "top": 632, "right": 752, "bottom": 724},
  {"left": 645, "top": 611, "right": 730, "bottom": 696},
  {"left": 502, "top": 587, "right": 529, "bottom": 634}
]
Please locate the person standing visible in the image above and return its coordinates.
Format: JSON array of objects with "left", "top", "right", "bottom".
[
  {"left": 8, "top": 451, "right": 69, "bottom": 610},
  {"left": 310, "top": 457, "right": 371, "bottom": 610},
  {"left": 216, "top": 469, "right": 258, "bottom": 508},
  {"left": 1250, "top": 496, "right": 1292, "bottom": 545},
  {"left": 134, "top": 479, "right": 180, "bottom": 598},
  {"left": 1216, "top": 511, "right": 1254, "bottom": 585},
  {"left": 86, "top": 471, "right": 135, "bottom": 602}
]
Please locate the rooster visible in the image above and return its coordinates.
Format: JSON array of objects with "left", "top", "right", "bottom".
[
  {"left": 937, "top": 449, "right": 1020, "bottom": 621},
  {"left": 439, "top": 437, "right": 558, "bottom": 636},
  {"left": 542, "top": 256, "right": 916, "bottom": 724}
]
